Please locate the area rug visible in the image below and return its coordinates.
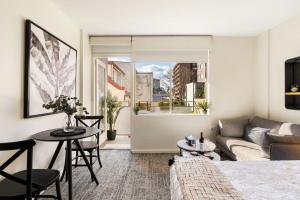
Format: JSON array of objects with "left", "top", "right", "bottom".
[{"left": 43, "top": 150, "right": 173, "bottom": 200}]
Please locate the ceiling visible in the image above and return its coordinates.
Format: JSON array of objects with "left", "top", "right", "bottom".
[{"left": 51, "top": 0, "right": 300, "bottom": 36}]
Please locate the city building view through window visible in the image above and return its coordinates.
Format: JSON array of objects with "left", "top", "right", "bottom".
[{"left": 135, "top": 62, "right": 208, "bottom": 114}]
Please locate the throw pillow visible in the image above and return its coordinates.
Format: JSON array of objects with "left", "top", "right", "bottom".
[
  {"left": 244, "top": 125, "right": 270, "bottom": 157},
  {"left": 218, "top": 117, "right": 249, "bottom": 137},
  {"left": 278, "top": 123, "right": 300, "bottom": 136},
  {"left": 250, "top": 116, "right": 282, "bottom": 134}
]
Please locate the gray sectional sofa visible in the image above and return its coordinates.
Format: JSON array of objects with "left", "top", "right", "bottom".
[{"left": 216, "top": 116, "right": 300, "bottom": 161}]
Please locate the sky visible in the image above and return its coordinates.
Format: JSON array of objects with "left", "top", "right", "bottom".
[
  {"left": 106, "top": 58, "right": 176, "bottom": 80},
  {"left": 135, "top": 62, "right": 176, "bottom": 79}
]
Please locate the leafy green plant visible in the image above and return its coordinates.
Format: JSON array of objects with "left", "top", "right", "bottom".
[
  {"left": 136, "top": 102, "right": 151, "bottom": 111},
  {"left": 106, "top": 91, "right": 124, "bottom": 132},
  {"left": 195, "top": 99, "right": 211, "bottom": 114},
  {"left": 134, "top": 106, "right": 140, "bottom": 115},
  {"left": 43, "top": 95, "right": 88, "bottom": 128},
  {"left": 173, "top": 98, "right": 185, "bottom": 107},
  {"left": 158, "top": 100, "right": 169, "bottom": 110}
]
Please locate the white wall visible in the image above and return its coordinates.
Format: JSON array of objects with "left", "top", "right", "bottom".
[
  {"left": 80, "top": 31, "right": 93, "bottom": 112},
  {"left": 210, "top": 37, "right": 254, "bottom": 119},
  {"left": 0, "top": 0, "right": 85, "bottom": 172},
  {"left": 254, "top": 32, "right": 269, "bottom": 118},
  {"left": 254, "top": 15, "right": 300, "bottom": 123},
  {"left": 131, "top": 37, "right": 254, "bottom": 152}
]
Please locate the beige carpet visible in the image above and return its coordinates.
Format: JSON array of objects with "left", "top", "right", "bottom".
[{"left": 43, "top": 150, "right": 173, "bottom": 200}]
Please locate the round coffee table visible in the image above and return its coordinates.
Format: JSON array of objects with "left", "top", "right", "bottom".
[
  {"left": 177, "top": 139, "right": 216, "bottom": 152},
  {"left": 176, "top": 139, "right": 220, "bottom": 161}
]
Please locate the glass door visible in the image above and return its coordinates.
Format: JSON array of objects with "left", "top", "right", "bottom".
[{"left": 95, "top": 58, "right": 107, "bottom": 131}]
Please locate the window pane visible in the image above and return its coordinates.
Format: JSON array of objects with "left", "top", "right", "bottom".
[
  {"left": 135, "top": 62, "right": 175, "bottom": 113},
  {"left": 135, "top": 62, "right": 207, "bottom": 114}
]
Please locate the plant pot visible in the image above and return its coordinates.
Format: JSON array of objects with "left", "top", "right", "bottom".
[{"left": 107, "top": 130, "right": 117, "bottom": 140}]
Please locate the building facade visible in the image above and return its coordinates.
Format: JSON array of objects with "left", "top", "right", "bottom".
[
  {"left": 172, "top": 63, "right": 197, "bottom": 99},
  {"left": 135, "top": 72, "right": 153, "bottom": 103},
  {"left": 153, "top": 78, "right": 160, "bottom": 92},
  {"left": 107, "top": 61, "right": 126, "bottom": 101}
]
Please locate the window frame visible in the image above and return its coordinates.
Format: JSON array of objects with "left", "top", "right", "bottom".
[{"left": 134, "top": 60, "right": 210, "bottom": 116}]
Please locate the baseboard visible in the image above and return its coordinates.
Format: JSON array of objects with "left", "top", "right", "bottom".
[{"left": 131, "top": 149, "right": 180, "bottom": 153}]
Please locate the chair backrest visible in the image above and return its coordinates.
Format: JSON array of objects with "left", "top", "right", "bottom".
[
  {"left": 75, "top": 115, "right": 104, "bottom": 144},
  {"left": 75, "top": 115, "right": 104, "bottom": 129},
  {"left": 0, "top": 139, "right": 36, "bottom": 200}
]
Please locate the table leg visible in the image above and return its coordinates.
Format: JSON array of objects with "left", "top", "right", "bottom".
[
  {"left": 66, "top": 140, "right": 73, "bottom": 200},
  {"left": 48, "top": 141, "right": 64, "bottom": 169},
  {"left": 74, "top": 139, "right": 99, "bottom": 185}
]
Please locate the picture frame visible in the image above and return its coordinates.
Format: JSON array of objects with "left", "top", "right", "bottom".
[{"left": 24, "top": 20, "right": 77, "bottom": 118}]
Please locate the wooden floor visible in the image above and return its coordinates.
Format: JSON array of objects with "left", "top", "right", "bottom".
[{"left": 43, "top": 150, "right": 174, "bottom": 200}]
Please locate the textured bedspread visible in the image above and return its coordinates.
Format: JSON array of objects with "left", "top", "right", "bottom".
[
  {"left": 172, "top": 156, "right": 243, "bottom": 200},
  {"left": 171, "top": 159, "right": 300, "bottom": 200}
]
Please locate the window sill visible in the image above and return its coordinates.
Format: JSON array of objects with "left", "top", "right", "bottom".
[{"left": 134, "top": 112, "right": 210, "bottom": 117}]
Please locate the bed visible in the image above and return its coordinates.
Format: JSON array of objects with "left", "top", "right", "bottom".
[{"left": 170, "top": 157, "right": 300, "bottom": 200}]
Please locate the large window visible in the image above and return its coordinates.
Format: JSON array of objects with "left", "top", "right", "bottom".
[{"left": 135, "top": 62, "right": 208, "bottom": 114}]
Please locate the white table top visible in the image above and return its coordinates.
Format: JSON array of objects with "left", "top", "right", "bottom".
[{"left": 177, "top": 139, "right": 216, "bottom": 152}]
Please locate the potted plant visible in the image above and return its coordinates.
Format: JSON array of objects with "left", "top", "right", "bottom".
[
  {"left": 158, "top": 100, "right": 169, "bottom": 110},
  {"left": 43, "top": 95, "right": 89, "bottom": 132},
  {"left": 106, "top": 91, "right": 123, "bottom": 140},
  {"left": 195, "top": 99, "right": 211, "bottom": 114},
  {"left": 134, "top": 105, "right": 140, "bottom": 115}
]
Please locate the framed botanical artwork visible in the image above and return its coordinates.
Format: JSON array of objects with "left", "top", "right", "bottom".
[{"left": 24, "top": 20, "right": 77, "bottom": 118}]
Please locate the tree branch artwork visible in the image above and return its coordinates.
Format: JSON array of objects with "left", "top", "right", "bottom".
[
  {"left": 24, "top": 20, "right": 77, "bottom": 118},
  {"left": 30, "top": 31, "right": 75, "bottom": 103}
]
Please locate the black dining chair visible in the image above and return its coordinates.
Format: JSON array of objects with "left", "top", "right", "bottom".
[
  {"left": 0, "top": 139, "right": 62, "bottom": 200},
  {"left": 61, "top": 115, "right": 103, "bottom": 182}
]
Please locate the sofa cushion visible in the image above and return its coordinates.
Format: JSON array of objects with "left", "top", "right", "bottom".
[
  {"left": 250, "top": 116, "right": 282, "bottom": 134},
  {"left": 218, "top": 117, "right": 248, "bottom": 137},
  {"left": 267, "top": 133, "right": 300, "bottom": 144},
  {"left": 278, "top": 123, "right": 300, "bottom": 136},
  {"left": 244, "top": 125, "right": 270, "bottom": 146},
  {"left": 216, "top": 135, "right": 269, "bottom": 160},
  {"left": 244, "top": 125, "right": 270, "bottom": 157}
]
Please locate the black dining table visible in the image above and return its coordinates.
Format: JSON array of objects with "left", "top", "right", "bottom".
[{"left": 32, "top": 127, "right": 99, "bottom": 200}]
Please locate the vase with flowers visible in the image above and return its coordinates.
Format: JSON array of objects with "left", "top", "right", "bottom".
[{"left": 43, "top": 95, "right": 89, "bottom": 132}]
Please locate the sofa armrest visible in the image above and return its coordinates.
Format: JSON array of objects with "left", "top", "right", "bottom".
[{"left": 270, "top": 143, "right": 300, "bottom": 160}]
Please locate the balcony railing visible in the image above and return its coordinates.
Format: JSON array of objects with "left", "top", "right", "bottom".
[{"left": 135, "top": 100, "right": 198, "bottom": 113}]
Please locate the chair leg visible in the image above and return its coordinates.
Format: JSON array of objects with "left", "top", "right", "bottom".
[
  {"left": 60, "top": 151, "right": 67, "bottom": 182},
  {"left": 56, "top": 180, "right": 62, "bottom": 200},
  {"left": 97, "top": 147, "right": 102, "bottom": 168},
  {"left": 90, "top": 151, "right": 94, "bottom": 182},
  {"left": 65, "top": 163, "right": 68, "bottom": 182},
  {"left": 65, "top": 149, "right": 69, "bottom": 182},
  {"left": 75, "top": 150, "right": 79, "bottom": 167}
]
